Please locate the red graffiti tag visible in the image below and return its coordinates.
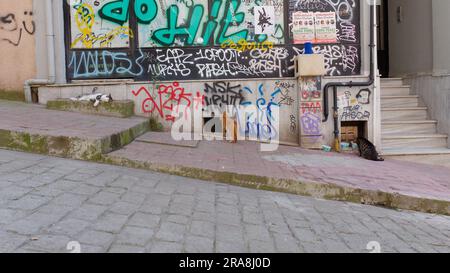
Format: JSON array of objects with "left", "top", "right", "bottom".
[{"left": 132, "top": 82, "right": 203, "bottom": 122}]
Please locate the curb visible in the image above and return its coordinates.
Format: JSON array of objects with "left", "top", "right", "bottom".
[
  {"left": 0, "top": 120, "right": 149, "bottom": 161},
  {"left": 101, "top": 154, "right": 450, "bottom": 216}
]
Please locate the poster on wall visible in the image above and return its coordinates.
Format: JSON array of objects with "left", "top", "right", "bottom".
[
  {"left": 314, "top": 12, "right": 337, "bottom": 44},
  {"left": 292, "top": 12, "right": 315, "bottom": 44},
  {"left": 254, "top": 6, "right": 275, "bottom": 35}
]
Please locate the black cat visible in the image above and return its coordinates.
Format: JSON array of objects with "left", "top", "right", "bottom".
[{"left": 355, "top": 137, "right": 384, "bottom": 162}]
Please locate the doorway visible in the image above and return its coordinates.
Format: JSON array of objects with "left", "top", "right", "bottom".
[{"left": 377, "top": 0, "right": 390, "bottom": 78}]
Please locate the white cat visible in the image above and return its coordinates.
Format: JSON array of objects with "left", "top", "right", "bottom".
[{"left": 71, "top": 93, "right": 113, "bottom": 107}]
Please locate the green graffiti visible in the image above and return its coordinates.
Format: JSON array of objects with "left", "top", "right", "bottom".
[
  {"left": 135, "top": 0, "right": 158, "bottom": 24},
  {"left": 216, "top": 0, "right": 248, "bottom": 44},
  {"left": 99, "top": 0, "right": 130, "bottom": 25},
  {"left": 200, "top": 0, "right": 222, "bottom": 46},
  {"left": 99, "top": 0, "right": 157, "bottom": 25},
  {"left": 152, "top": 4, "right": 205, "bottom": 46}
]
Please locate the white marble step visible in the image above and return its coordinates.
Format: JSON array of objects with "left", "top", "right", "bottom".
[
  {"left": 380, "top": 78, "right": 404, "bottom": 87},
  {"left": 381, "top": 107, "right": 428, "bottom": 121},
  {"left": 382, "top": 120, "right": 438, "bottom": 135},
  {"left": 381, "top": 147, "right": 450, "bottom": 156},
  {"left": 382, "top": 134, "right": 448, "bottom": 149},
  {"left": 381, "top": 86, "right": 411, "bottom": 96},
  {"left": 381, "top": 95, "right": 420, "bottom": 108}
]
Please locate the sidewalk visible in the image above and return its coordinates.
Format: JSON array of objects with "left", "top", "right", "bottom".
[
  {"left": 106, "top": 137, "right": 450, "bottom": 215},
  {"left": 0, "top": 100, "right": 449, "bottom": 215},
  {"left": 0, "top": 100, "right": 148, "bottom": 160}
]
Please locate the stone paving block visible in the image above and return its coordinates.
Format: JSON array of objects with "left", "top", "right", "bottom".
[
  {"left": 47, "top": 218, "right": 90, "bottom": 236},
  {"left": 115, "top": 226, "right": 154, "bottom": 246},
  {"left": 0, "top": 231, "right": 29, "bottom": 253},
  {"left": 77, "top": 230, "right": 115, "bottom": 248},
  {"left": 70, "top": 184, "right": 102, "bottom": 196},
  {"left": 128, "top": 212, "right": 160, "bottom": 228},
  {"left": 189, "top": 220, "right": 215, "bottom": 238},
  {"left": 148, "top": 241, "right": 183, "bottom": 253},
  {"left": 167, "top": 215, "right": 189, "bottom": 225},
  {"left": 6, "top": 212, "right": 63, "bottom": 235},
  {"left": 0, "top": 208, "right": 28, "bottom": 225},
  {"left": 154, "top": 222, "right": 186, "bottom": 242},
  {"left": 216, "top": 225, "right": 244, "bottom": 243},
  {"left": 52, "top": 193, "right": 88, "bottom": 207},
  {"left": 244, "top": 224, "right": 272, "bottom": 242},
  {"left": 88, "top": 191, "right": 121, "bottom": 205},
  {"left": 7, "top": 194, "right": 51, "bottom": 211},
  {"left": 70, "top": 203, "right": 108, "bottom": 221},
  {"left": 109, "top": 201, "right": 140, "bottom": 216},
  {"left": 92, "top": 213, "right": 129, "bottom": 233},
  {"left": 184, "top": 236, "right": 214, "bottom": 253},
  {"left": 249, "top": 240, "right": 276, "bottom": 253},
  {"left": 22, "top": 234, "right": 72, "bottom": 253},
  {"left": 50, "top": 180, "right": 80, "bottom": 191},
  {"left": 273, "top": 234, "right": 301, "bottom": 253},
  {"left": 109, "top": 244, "right": 145, "bottom": 253},
  {"left": 0, "top": 186, "right": 32, "bottom": 201},
  {"left": 216, "top": 240, "right": 247, "bottom": 253},
  {"left": 121, "top": 192, "right": 147, "bottom": 205}
]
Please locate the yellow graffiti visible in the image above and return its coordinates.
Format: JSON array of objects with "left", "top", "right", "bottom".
[
  {"left": 71, "top": 4, "right": 133, "bottom": 49},
  {"left": 220, "top": 39, "right": 274, "bottom": 52}
]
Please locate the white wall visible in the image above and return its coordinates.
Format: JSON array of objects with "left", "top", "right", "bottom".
[
  {"left": 388, "top": 0, "right": 433, "bottom": 76},
  {"left": 432, "top": 0, "right": 450, "bottom": 75}
]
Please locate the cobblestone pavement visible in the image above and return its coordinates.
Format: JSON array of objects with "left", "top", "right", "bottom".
[{"left": 0, "top": 150, "right": 449, "bottom": 253}]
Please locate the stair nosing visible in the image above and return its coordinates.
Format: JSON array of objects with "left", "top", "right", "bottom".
[
  {"left": 381, "top": 107, "right": 427, "bottom": 111},
  {"left": 381, "top": 85, "right": 410, "bottom": 88},
  {"left": 382, "top": 120, "right": 437, "bottom": 125},
  {"left": 381, "top": 147, "right": 450, "bottom": 156},
  {"left": 381, "top": 95, "right": 419, "bottom": 99},
  {"left": 382, "top": 134, "right": 448, "bottom": 140}
]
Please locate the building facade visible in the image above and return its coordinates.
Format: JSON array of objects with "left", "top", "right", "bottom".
[{"left": 1, "top": 0, "right": 378, "bottom": 149}]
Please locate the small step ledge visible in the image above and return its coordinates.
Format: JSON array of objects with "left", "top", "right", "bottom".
[{"left": 47, "top": 99, "right": 135, "bottom": 118}]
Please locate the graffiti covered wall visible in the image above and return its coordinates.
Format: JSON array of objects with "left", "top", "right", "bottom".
[
  {"left": 0, "top": 0, "right": 36, "bottom": 94},
  {"left": 65, "top": 0, "right": 361, "bottom": 81}
]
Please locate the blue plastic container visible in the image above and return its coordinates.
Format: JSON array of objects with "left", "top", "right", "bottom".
[{"left": 304, "top": 42, "right": 314, "bottom": 54}]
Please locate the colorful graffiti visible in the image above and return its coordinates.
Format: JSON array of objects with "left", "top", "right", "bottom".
[
  {"left": 65, "top": 0, "right": 361, "bottom": 80},
  {"left": 71, "top": 3, "right": 133, "bottom": 48}
]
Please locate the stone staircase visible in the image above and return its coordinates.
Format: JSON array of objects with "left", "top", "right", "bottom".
[{"left": 380, "top": 78, "right": 450, "bottom": 165}]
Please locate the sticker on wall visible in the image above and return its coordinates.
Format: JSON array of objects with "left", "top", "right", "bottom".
[
  {"left": 314, "top": 12, "right": 337, "bottom": 44},
  {"left": 292, "top": 12, "right": 315, "bottom": 44},
  {"left": 254, "top": 6, "right": 275, "bottom": 35}
]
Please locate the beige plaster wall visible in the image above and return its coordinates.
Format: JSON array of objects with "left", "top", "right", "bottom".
[{"left": 0, "top": 0, "right": 36, "bottom": 95}]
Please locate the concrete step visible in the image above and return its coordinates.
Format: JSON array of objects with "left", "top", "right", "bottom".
[
  {"left": 0, "top": 101, "right": 150, "bottom": 160},
  {"left": 382, "top": 134, "right": 448, "bottom": 149},
  {"left": 380, "top": 78, "right": 404, "bottom": 87},
  {"left": 382, "top": 120, "right": 438, "bottom": 135},
  {"left": 381, "top": 95, "right": 420, "bottom": 108},
  {"left": 382, "top": 147, "right": 450, "bottom": 168},
  {"left": 381, "top": 107, "right": 428, "bottom": 121},
  {"left": 381, "top": 86, "right": 411, "bottom": 96},
  {"left": 382, "top": 147, "right": 450, "bottom": 156}
]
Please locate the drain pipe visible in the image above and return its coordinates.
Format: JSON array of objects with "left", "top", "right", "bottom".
[
  {"left": 322, "top": 1, "right": 377, "bottom": 152},
  {"left": 24, "top": 0, "right": 56, "bottom": 102}
]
